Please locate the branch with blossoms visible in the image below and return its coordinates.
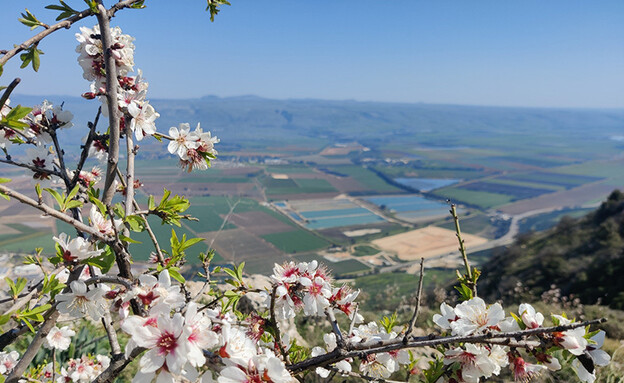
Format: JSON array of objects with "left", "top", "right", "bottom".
[{"left": 0, "top": 2, "right": 614, "bottom": 383}]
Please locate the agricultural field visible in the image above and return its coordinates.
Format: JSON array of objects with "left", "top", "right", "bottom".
[
  {"left": 275, "top": 198, "right": 386, "bottom": 230},
  {"left": 394, "top": 177, "right": 460, "bottom": 192},
  {"left": 363, "top": 194, "right": 451, "bottom": 222}
]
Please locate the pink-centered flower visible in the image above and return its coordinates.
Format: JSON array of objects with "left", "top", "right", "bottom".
[
  {"left": 132, "top": 313, "right": 188, "bottom": 375},
  {"left": 44, "top": 326, "right": 76, "bottom": 351},
  {"left": 53, "top": 232, "right": 103, "bottom": 263},
  {"left": 450, "top": 297, "right": 505, "bottom": 336}
]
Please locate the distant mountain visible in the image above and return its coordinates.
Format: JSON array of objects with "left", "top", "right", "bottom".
[
  {"left": 480, "top": 190, "right": 624, "bottom": 309},
  {"left": 10, "top": 94, "right": 624, "bottom": 157}
]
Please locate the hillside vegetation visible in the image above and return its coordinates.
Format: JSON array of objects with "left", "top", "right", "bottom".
[{"left": 480, "top": 189, "right": 624, "bottom": 309}]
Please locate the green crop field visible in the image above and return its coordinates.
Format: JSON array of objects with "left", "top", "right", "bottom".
[
  {"left": 261, "top": 230, "right": 330, "bottom": 253},
  {"left": 352, "top": 245, "right": 380, "bottom": 257},
  {"left": 0, "top": 224, "right": 56, "bottom": 254},
  {"left": 486, "top": 178, "right": 563, "bottom": 192},
  {"left": 327, "top": 165, "right": 403, "bottom": 193}
]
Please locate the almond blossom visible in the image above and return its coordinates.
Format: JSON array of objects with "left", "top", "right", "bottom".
[
  {"left": 89, "top": 206, "right": 122, "bottom": 236},
  {"left": 0, "top": 351, "right": 19, "bottom": 375},
  {"left": 131, "top": 313, "right": 189, "bottom": 378},
  {"left": 128, "top": 101, "right": 159, "bottom": 141},
  {"left": 168, "top": 123, "right": 199, "bottom": 160},
  {"left": 133, "top": 270, "right": 185, "bottom": 310},
  {"left": 218, "top": 350, "right": 295, "bottom": 383},
  {"left": 44, "top": 326, "right": 76, "bottom": 351},
  {"left": 56, "top": 280, "right": 107, "bottom": 320},
  {"left": 572, "top": 330, "right": 611, "bottom": 383},
  {"left": 444, "top": 344, "right": 498, "bottom": 383},
  {"left": 450, "top": 297, "right": 505, "bottom": 336},
  {"left": 53, "top": 233, "right": 103, "bottom": 263},
  {"left": 518, "top": 303, "right": 544, "bottom": 329},
  {"left": 184, "top": 302, "right": 220, "bottom": 368}
]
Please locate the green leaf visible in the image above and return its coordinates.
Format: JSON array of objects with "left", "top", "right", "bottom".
[
  {"left": 168, "top": 267, "right": 185, "bottom": 283},
  {"left": 44, "top": 188, "right": 64, "bottom": 210},
  {"left": 19, "top": 9, "right": 44, "bottom": 30},
  {"left": 83, "top": 0, "right": 98, "bottom": 13},
  {"left": 0, "top": 178, "right": 11, "bottom": 183},
  {"left": 205, "top": 0, "right": 231, "bottom": 22},
  {"left": 0, "top": 314, "right": 10, "bottom": 326},
  {"left": 89, "top": 194, "right": 107, "bottom": 215},
  {"left": 125, "top": 215, "right": 146, "bottom": 232},
  {"left": 129, "top": 0, "right": 146, "bottom": 9},
  {"left": 119, "top": 234, "right": 141, "bottom": 244},
  {"left": 84, "top": 248, "right": 115, "bottom": 273},
  {"left": 5, "top": 105, "right": 32, "bottom": 121},
  {"left": 45, "top": 1, "right": 79, "bottom": 21}
]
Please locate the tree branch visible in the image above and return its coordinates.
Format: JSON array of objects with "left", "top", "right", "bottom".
[
  {"left": 287, "top": 318, "right": 607, "bottom": 374},
  {"left": 404, "top": 257, "right": 424, "bottom": 341},
  {"left": 0, "top": 183, "right": 112, "bottom": 242},
  {"left": 0, "top": 78, "right": 21, "bottom": 111}
]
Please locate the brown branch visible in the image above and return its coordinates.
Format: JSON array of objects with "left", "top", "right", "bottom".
[
  {"left": 0, "top": 158, "right": 63, "bottom": 178},
  {"left": 404, "top": 257, "right": 424, "bottom": 342},
  {"left": 269, "top": 286, "right": 288, "bottom": 358},
  {"left": 70, "top": 107, "right": 102, "bottom": 188},
  {"left": 97, "top": 2, "right": 121, "bottom": 207},
  {"left": 0, "top": 1, "right": 145, "bottom": 67},
  {"left": 114, "top": 168, "right": 165, "bottom": 264},
  {"left": 0, "top": 183, "right": 112, "bottom": 242},
  {"left": 0, "top": 78, "right": 21, "bottom": 110},
  {"left": 287, "top": 318, "right": 607, "bottom": 374},
  {"left": 84, "top": 275, "right": 133, "bottom": 290},
  {"left": 326, "top": 307, "right": 345, "bottom": 349}
]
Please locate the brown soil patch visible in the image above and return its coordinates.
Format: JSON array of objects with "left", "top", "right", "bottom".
[{"left": 372, "top": 226, "right": 488, "bottom": 261}]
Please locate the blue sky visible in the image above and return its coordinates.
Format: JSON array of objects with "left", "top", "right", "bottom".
[{"left": 1, "top": 1, "right": 623, "bottom": 108}]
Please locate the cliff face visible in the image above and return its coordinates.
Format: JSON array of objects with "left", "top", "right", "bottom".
[{"left": 480, "top": 190, "right": 624, "bottom": 309}]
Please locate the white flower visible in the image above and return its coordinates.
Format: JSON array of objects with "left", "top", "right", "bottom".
[
  {"left": 219, "top": 324, "right": 257, "bottom": 366},
  {"left": 218, "top": 351, "right": 295, "bottom": 383},
  {"left": 128, "top": 101, "right": 159, "bottom": 141},
  {"left": 518, "top": 303, "right": 543, "bottom": 329},
  {"left": 0, "top": 350, "right": 19, "bottom": 375},
  {"left": 53, "top": 233, "right": 103, "bottom": 262},
  {"left": 132, "top": 313, "right": 189, "bottom": 375},
  {"left": 550, "top": 316, "right": 588, "bottom": 356},
  {"left": 194, "top": 124, "right": 219, "bottom": 156},
  {"left": 168, "top": 123, "right": 199, "bottom": 160},
  {"left": 433, "top": 302, "right": 457, "bottom": 330},
  {"left": 184, "top": 302, "right": 219, "bottom": 368},
  {"left": 56, "top": 280, "right": 107, "bottom": 320},
  {"left": 444, "top": 344, "right": 497, "bottom": 383},
  {"left": 89, "top": 206, "right": 122, "bottom": 236},
  {"left": 134, "top": 270, "right": 184, "bottom": 310},
  {"left": 510, "top": 356, "right": 547, "bottom": 382},
  {"left": 45, "top": 326, "right": 76, "bottom": 350},
  {"left": 450, "top": 297, "right": 505, "bottom": 336},
  {"left": 572, "top": 330, "right": 611, "bottom": 383},
  {"left": 300, "top": 276, "right": 331, "bottom": 316}
]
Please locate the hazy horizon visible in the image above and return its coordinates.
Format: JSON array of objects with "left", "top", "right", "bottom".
[{"left": 2, "top": 1, "right": 624, "bottom": 109}]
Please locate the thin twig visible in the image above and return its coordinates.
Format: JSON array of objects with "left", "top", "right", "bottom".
[
  {"left": 326, "top": 307, "right": 345, "bottom": 348},
  {"left": 0, "top": 183, "right": 112, "bottom": 242},
  {"left": 84, "top": 275, "right": 133, "bottom": 290},
  {"left": 404, "top": 257, "right": 424, "bottom": 342},
  {"left": 0, "top": 1, "right": 146, "bottom": 67},
  {"left": 270, "top": 285, "right": 288, "bottom": 359},
  {"left": 0, "top": 78, "right": 21, "bottom": 111},
  {"left": 70, "top": 107, "right": 101, "bottom": 188},
  {"left": 348, "top": 304, "right": 359, "bottom": 337},
  {"left": 0, "top": 158, "right": 63, "bottom": 178}
]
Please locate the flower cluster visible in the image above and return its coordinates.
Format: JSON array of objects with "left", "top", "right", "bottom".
[
  {"left": 432, "top": 299, "right": 611, "bottom": 382},
  {"left": 168, "top": 123, "right": 219, "bottom": 172}
]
